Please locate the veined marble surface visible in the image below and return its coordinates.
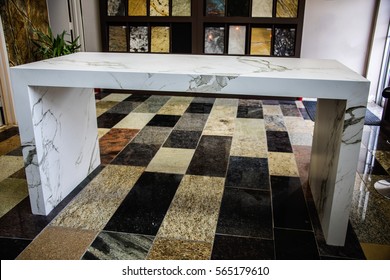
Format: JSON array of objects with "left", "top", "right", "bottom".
[{"left": 11, "top": 52, "right": 369, "bottom": 246}]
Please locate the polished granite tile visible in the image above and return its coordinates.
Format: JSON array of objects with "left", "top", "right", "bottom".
[
  {"left": 185, "top": 102, "right": 213, "bottom": 114},
  {"left": 172, "top": 0, "right": 191, "bottom": 16},
  {"left": 264, "top": 115, "right": 287, "bottom": 131},
  {"left": 158, "top": 97, "right": 193, "bottom": 115},
  {"left": 0, "top": 156, "right": 24, "bottom": 182},
  {"left": 292, "top": 145, "right": 311, "bottom": 186},
  {"left": 175, "top": 113, "right": 209, "bottom": 131},
  {"left": 99, "top": 128, "right": 139, "bottom": 164},
  {"left": 225, "top": 157, "right": 270, "bottom": 190},
  {"left": 0, "top": 135, "right": 21, "bottom": 156},
  {"left": 187, "top": 135, "right": 232, "bottom": 177},
  {"left": 263, "top": 105, "right": 283, "bottom": 115},
  {"left": 114, "top": 113, "right": 156, "bottom": 129},
  {"left": 147, "top": 238, "right": 212, "bottom": 260},
  {"left": 228, "top": 25, "right": 246, "bottom": 55},
  {"left": 6, "top": 146, "right": 23, "bottom": 156},
  {"left": 146, "top": 148, "right": 195, "bottom": 174},
  {"left": 97, "top": 113, "right": 127, "bottom": 128},
  {"left": 108, "top": 25, "right": 127, "bottom": 52},
  {"left": 276, "top": 0, "right": 298, "bottom": 18},
  {"left": 83, "top": 231, "right": 154, "bottom": 260},
  {"left": 192, "top": 97, "right": 216, "bottom": 104},
  {"left": 0, "top": 178, "right": 28, "bottom": 218},
  {"left": 104, "top": 172, "right": 183, "bottom": 235},
  {"left": 111, "top": 143, "right": 160, "bottom": 166},
  {"left": 284, "top": 116, "right": 312, "bottom": 134},
  {"left": 250, "top": 27, "right": 272, "bottom": 56},
  {"left": 133, "top": 96, "right": 170, "bottom": 113},
  {"left": 237, "top": 106, "right": 263, "bottom": 119},
  {"left": 216, "top": 188, "right": 272, "bottom": 239},
  {"left": 203, "top": 105, "right": 237, "bottom": 136},
  {"left": 271, "top": 176, "right": 311, "bottom": 230},
  {"left": 274, "top": 228, "right": 319, "bottom": 260},
  {"left": 205, "top": 0, "right": 225, "bottom": 16},
  {"left": 299, "top": 108, "right": 311, "bottom": 120},
  {"left": 98, "top": 128, "right": 110, "bottom": 139},
  {"left": 268, "top": 152, "right": 299, "bottom": 177},
  {"left": 266, "top": 131, "right": 293, "bottom": 153},
  {"left": 0, "top": 237, "right": 32, "bottom": 260},
  {"left": 0, "top": 126, "right": 19, "bottom": 142},
  {"left": 51, "top": 165, "right": 144, "bottom": 231},
  {"left": 132, "top": 126, "right": 172, "bottom": 145},
  {"left": 163, "top": 130, "right": 201, "bottom": 149},
  {"left": 96, "top": 101, "right": 119, "bottom": 117},
  {"left": 128, "top": 0, "right": 147, "bottom": 16},
  {"left": 252, "top": 0, "right": 273, "bottom": 17},
  {"left": 280, "top": 104, "right": 301, "bottom": 117},
  {"left": 359, "top": 157, "right": 389, "bottom": 179},
  {"left": 374, "top": 150, "right": 390, "bottom": 174},
  {"left": 157, "top": 175, "right": 224, "bottom": 242},
  {"left": 230, "top": 118, "right": 267, "bottom": 158},
  {"left": 130, "top": 26, "right": 149, "bottom": 53},
  {"left": 204, "top": 27, "right": 225, "bottom": 54},
  {"left": 124, "top": 94, "right": 151, "bottom": 102},
  {"left": 289, "top": 133, "right": 313, "bottom": 146},
  {"left": 361, "top": 243, "right": 390, "bottom": 260},
  {"left": 100, "top": 93, "right": 131, "bottom": 102},
  {"left": 9, "top": 168, "right": 27, "bottom": 180},
  {"left": 107, "top": 101, "right": 141, "bottom": 115},
  {"left": 274, "top": 27, "right": 296, "bottom": 56},
  {"left": 147, "top": 114, "right": 180, "bottom": 127},
  {"left": 211, "top": 235, "right": 274, "bottom": 260},
  {"left": 107, "top": 0, "right": 126, "bottom": 16},
  {"left": 262, "top": 100, "right": 280, "bottom": 105},
  {"left": 17, "top": 226, "right": 98, "bottom": 260},
  {"left": 150, "top": 0, "right": 169, "bottom": 16},
  {"left": 94, "top": 91, "right": 112, "bottom": 100},
  {"left": 151, "top": 26, "right": 170, "bottom": 53},
  {"left": 238, "top": 99, "right": 263, "bottom": 107}
]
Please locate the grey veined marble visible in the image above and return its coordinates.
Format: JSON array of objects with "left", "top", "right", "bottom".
[
  {"left": 107, "top": 0, "right": 126, "bottom": 16},
  {"left": 130, "top": 26, "right": 149, "bottom": 53},
  {"left": 204, "top": 27, "right": 225, "bottom": 54},
  {"left": 274, "top": 28, "right": 296, "bottom": 57}
]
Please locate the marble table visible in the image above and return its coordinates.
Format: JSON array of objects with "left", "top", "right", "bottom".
[{"left": 10, "top": 52, "right": 369, "bottom": 246}]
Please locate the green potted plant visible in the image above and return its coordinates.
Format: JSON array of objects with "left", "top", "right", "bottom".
[{"left": 32, "top": 26, "right": 81, "bottom": 59}]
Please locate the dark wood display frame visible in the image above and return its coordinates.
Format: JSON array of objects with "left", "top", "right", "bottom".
[{"left": 100, "top": 0, "right": 305, "bottom": 57}]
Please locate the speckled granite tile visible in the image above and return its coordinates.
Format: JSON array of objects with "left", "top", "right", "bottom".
[
  {"left": 172, "top": 0, "right": 191, "bottom": 16},
  {"left": 0, "top": 156, "right": 24, "bottom": 182},
  {"left": 111, "top": 143, "right": 160, "bottom": 166},
  {"left": 147, "top": 238, "right": 212, "bottom": 260},
  {"left": 98, "top": 128, "right": 110, "bottom": 139},
  {"left": 267, "top": 131, "right": 293, "bottom": 153},
  {"left": 203, "top": 105, "right": 237, "bottom": 136},
  {"left": 374, "top": 151, "right": 390, "bottom": 174},
  {"left": 192, "top": 97, "right": 216, "bottom": 104},
  {"left": 0, "top": 238, "right": 32, "bottom": 260},
  {"left": 264, "top": 115, "right": 287, "bottom": 131},
  {"left": 163, "top": 130, "right": 202, "bottom": 149},
  {"left": 17, "top": 226, "right": 97, "bottom": 260},
  {"left": 6, "top": 146, "right": 23, "bottom": 156},
  {"left": 132, "top": 126, "right": 172, "bottom": 145},
  {"left": 280, "top": 104, "right": 301, "bottom": 117},
  {"left": 268, "top": 152, "right": 299, "bottom": 177},
  {"left": 158, "top": 97, "right": 193, "bottom": 115},
  {"left": 157, "top": 175, "right": 224, "bottom": 242},
  {"left": 107, "top": 101, "right": 142, "bottom": 115},
  {"left": 284, "top": 116, "right": 312, "bottom": 134},
  {"left": 133, "top": 96, "right": 171, "bottom": 113},
  {"left": 289, "top": 133, "right": 313, "bottom": 146},
  {"left": 151, "top": 26, "right": 170, "bottom": 53},
  {"left": 0, "top": 135, "right": 20, "bottom": 156},
  {"left": 237, "top": 105, "right": 263, "bottom": 119},
  {"left": 146, "top": 148, "right": 195, "bottom": 174},
  {"left": 96, "top": 101, "right": 119, "bottom": 117},
  {"left": 147, "top": 114, "right": 180, "bottom": 127},
  {"left": 263, "top": 105, "right": 283, "bottom": 115},
  {"left": 9, "top": 168, "right": 26, "bottom": 180},
  {"left": 214, "top": 98, "right": 238, "bottom": 107},
  {"left": 230, "top": 118, "right": 267, "bottom": 158},
  {"left": 361, "top": 243, "right": 390, "bottom": 260},
  {"left": 114, "top": 113, "right": 155, "bottom": 129},
  {"left": 185, "top": 102, "right": 213, "bottom": 114},
  {"left": 292, "top": 145, "right": 311, "bottom": 187},
  {"left": 0, "top": 126, "right": 19, "bottom": 141},
  {"left": 83, "top": 232, "right": 154, "bottom": 260},
  {"left": 124, "top": 94, "right": 151, "bottom": 102},
  {"left": 0, "top": 178, "right": 28, "bottom": 218},
  {"left": 150, "top": 0, "right": 169, "bottom": 16},
  {"left": 51, "top": 165, "right": 144, "bottom": 231},
  {"left": 101, "top": 93, "right": 131, "bottom": 102},
  {"left": 175, "top": 113, "right": 209, "bottom": 131},
  {"left": 97, "top": 113, "right": 127, "bottom": 128}
]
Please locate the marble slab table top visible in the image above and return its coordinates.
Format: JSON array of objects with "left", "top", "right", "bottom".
[{"left": 10, "top": 52, "right": 370, "bottom": 246}]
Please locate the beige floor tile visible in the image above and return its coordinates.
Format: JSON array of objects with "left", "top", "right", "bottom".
[
  {"left": 114, "top": 113, "right": 155, "bottom": 129},
  {"left": 98, "top": 128, "right": 110, "bottom": 139},
  {"left": 285, "top": 116, "right": 313, "bottom": 134},
  {"left": 101, "top": 93, "right": 131, "bottom": 102},
  {"left": 264, "top": 115, "right": 287, "bottom": 131},
  {"left": 0, "top": 156, "right": 24, "bottom": 182},
  {"left": 289, "top": 133, "right": 313, "bottom": 146},
  {"left": 203, "top": 105, "right": 237, "bottom": 136},
  {"left": 0, "top": 178, "right": 29, "bottom": 217},
  {"left": 361, "top": 243, "right": 390, "bottom": 260},
  {"left": 17, "top": 226, "right": 97, "bottom": 260},
  {"left": 157, "top": 175, "right": 224, "bottom": 242},
  {"left": 263, "top": 105, "right": 282, "bottom": 115},
  {"left": 214, "top": 98, "right": 238, "bottom": 107},
  {"left": 158, "top": 97, "right": 193, "bottom": 115},
  {"left": 51, "top": 165, "right": 144, "bottom": 231},
  {"left": 268, "top": 152, "right": 299, "bottom": 177},
  {"left": 146, "top": 148, "right": 195, "bottom": 174},
  {"left": 95, "top": 101, "right": 118, "bottom": 117},
  {"left": 0, "top": 135, "right": 21, "bottom": 156}
]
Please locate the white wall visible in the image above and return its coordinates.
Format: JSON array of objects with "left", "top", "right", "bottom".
[
  {"left": 46, "top": 0, "right": 72, "bottom": 40},
  {"left": 80, "top": 0, "right": 102, "bottom": 52},
  {"left": 301, "top": 0, "right": 376, "bottom": 75}
]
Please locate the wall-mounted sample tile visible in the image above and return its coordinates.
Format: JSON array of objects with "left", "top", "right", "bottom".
[
  {"left": 276, "top": 0, "right": 298, "bottom": 18},
  {"left": 151, "top": 26, "right": 170, "bottom": 53},
  {"left": 252, "top": 0, "right": 273, "bottom": 17},
  {"left": 205, "top": 0, "right": 225, "bottom": 16},
  {"left": 274, "top": 27, "right": 296, "bottom": 56},
  {"left": 129, "top": 26, "right": 149, "bottom": 52},
  {"left": 108, "top": 0, "right": 126, "bottom": 16},
  {"left": 227, "top": 0, "right": 249, "bottom": 17},
  {"left": 150, "top": 0, "right": 169, "bottom": 16},
  {"left": 204, "top": 27, "right": 225, "bottom": 54},
  {"left": 172, "top": 0, "right": 191, "bottom": 16},
  {"left": 128, "top": 0, "right": 147, "bottom": 16},
  {"left": 109, "top": 26, "right": 127, "bottom": 52},
  {"left": 172, "top": 23, "right": 192, "bottom": 53},
  {"left": 228, "top": 25, "right": 246, "bottom": 55},
  {"left": 250, "top": 27, "right": 272, "bottom": 56}
]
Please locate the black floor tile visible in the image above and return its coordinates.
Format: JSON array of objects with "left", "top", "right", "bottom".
[
  {"left": 124, "top": 94, "right": 151, "bottom": 102},
  {"left": 266, "top": 131, "right": 293, "bottom": 153},
  {"left": 187, "top": 135, "right": 232, "bottom": 177},
  {"left": 262, "top": 100, "right": 279, "bottom": 105},
  {"left": 146, "top": 115, "right": 181, "bottom": 127},
  {"left": 274, "top": 228, "right": 319, "bottom": 260},
  {"left": 192, "top": 97, "right": 215, "bottom": 104},
  {"left": 0, "top": 238, "right": 32, "bottom": 260},
  {"left": 216, "top": 188, "right": 272, "bottom": 239},
  {"left": 359, "top": 158, "right": 388, "bottom": 176},
  {"left": 299, "top": 108, "right": 311, "bottom": 120},
  {"left": 211, "top": 235, "right": 274, "bottom": 260},
  {"left": 280, "top": 104, "right": 301, "bottom": 117},
  {"left": 225, "top": 157, "right": 270, "bottom": 190},
  {"left": 94, "top": 91, "right": 112, "bottom": 100},
  {"left": 375, "top": 131, "right": 390, "bottom": 151},
  {"left": 6, "top": 147, "right": 23, "bottom": 156},
  {"left": 0, "top": 126, "right": 19, "bottom": 142},
  {"left": 163, "top": 130, "right": 202, "bottom": 149},
  {"left": 97, "top": 113, "right": 127, "bottom": 128},
  {"left": 111, "top": 143, "right": 160, "bottom": 166},
  {"left": 237, "top": 106, "right": 263, "bottom": 119},
  {"left": 104, "top": 172, "right": 183, "bottom": 235},
  {"left": 9, "top": 168, "right": 27, "bottom": 180},
  {"left": 107, "top": 101, "right": 141, "bottom": 115},
  {"left": 185, "top": 103, "right": 213, "bottom": 114},
  {"left": 271, "top": 176, "right": 311, "bottom": 230}
]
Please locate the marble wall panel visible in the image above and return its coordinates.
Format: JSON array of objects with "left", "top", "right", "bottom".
[
  {"left": 109, "top": 26, "right": 127, "bottom": 52},
  {"left": 252, "top": 0, "right": 273, "bottom": 17},
  {"left": 205, "top": 0, "right": 225, "bottom": 16},
  {"left": 130, "top": 26, "right": 149, "bottom": 52},
  {"left": 276, "top": 0, "right": 298, "bottom": 18},
  {"left": 107, "top": 0, "right": 126, "bottom": 16},
  {"left": 151, "top": 26, "right": 170, "bottom": 53},
  {"left": 172, "top": 0, "right": 191, "bottom": 16},
  {"left": 204, "top": 27, "right": 225, "bottom": 54},
  {"left": 228, "top": 26, "right": 246, "bottom": 55},
  {"left": 128, "top": 0, "right": 147, "bottom": 16},
  {"left": 274, "top": 27, "right": 295, "bottom": 56},
  {"left": 227, "top": 0, "right": 249, "bottom": 17},
  {"left": 150, "top": 0, "right": 169, "bottom": 16},
  {"left": 250, "top": 28, "right": 272, "bottom": 56}
]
